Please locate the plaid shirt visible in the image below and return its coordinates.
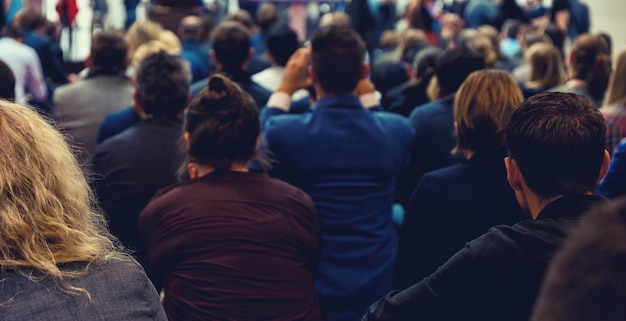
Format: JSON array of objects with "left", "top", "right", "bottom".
[{"left": 602, "top": 104, "right": 626, "bottom": 153}]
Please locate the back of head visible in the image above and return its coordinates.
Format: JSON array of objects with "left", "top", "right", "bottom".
[
  {"left": 185, "top": 75, "right": 259, "bottom": 171},
  {"left": 413, "top": 46, "right": 443, "bottom": 79},
  {"left": 506, "top": 92, "right": 605, "bottom": 197},
  {"left": 91, "top": 31, "right": 128, "bottom": 73},
  {"left": 435, "top": 46, "right": 486, "bottom": 96},
  {"left": 521, "top": 30, "right": 552, "bottom": 50},
  {"left": 531, "top": 198, "right": 626, "bottom": 321},
  {"left": 400, "top": 28, "right": 428, "bottom": 63},
  {"left": 131, "top": 40, "right": 173, "bottom": 67},
  {"left": 0, "top": 60, "right": 15, "bottom": 101},
  {"left": 603, "top": 49, "right": 626, "bottom": 107},
  {"left": 178, "top": 15, "right": 202, "bottom": 40},
  {"left": 211, "top": 21, "right": 251, "bottom": 70},
  {"left": 134, "top": 51, "right": 191, "bottom": 119},
  {"left": 158, "top": 30, "right": 182, "bottom": 54},
  {"left": 503, "top": 19, "right": 524, "bottom": 39},
  {"left": 318, "top": 12, "right": 351, "bottom": 28},
  {"left": 0, "top": 101, "right": 116, "bottom": 284},
  {"left": 310, "top": 26, "right": 365, "bottom": 95},
  {"left": 569, "top": 33, "right": 611, "bottom": 102},
  {"left": 2, "top": 25, "right": 24, "bottom": 39},
  {"left": 256, "top": 3, "right": 278, "bottom": 34},
  {"left": 467, "top": 35, "right": 498, "bottom": 69},
  {"left": 18, "top": 9, "right": 46, "bottom": 31},
  {"left": 477, "top": 25, "right": 503, "bottom": 60},
  {"left": 125, "top": 20, "right": 163, "bottom": 59},
  {"left": 224, "top": 10, "right": 255, "bottom": 31},
  {"left": 544, "top": 23, "right": 565, "bottom": 56},
  {"left": 454, "top": 69, "right": 522, "bottom": 153},
  {"left": 379, "top": 30, "right": 400, "bottom": 51},
  {"left": 526, "top": 42, "right": 566, "bottom": 88},
  {"left": 266, "top": 24, "right": 299, "bottom": 67}
]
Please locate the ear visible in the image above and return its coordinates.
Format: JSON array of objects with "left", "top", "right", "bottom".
[
  {"left": 247, "top": 48, "right": 255, "bottom": 64},
  {"left": 308, "top": 65, "right": 318, "bottom": 84},
  {"left": 131, "top": 90, "right": 146, "bottom": 118},
  {"left": 265, "top": 51, "right": 275, "bottom": 65},
  {"left": 361, "top": 63, "right": 370, "bottom": 80},
  {"left": 85, "top": 55, "right": 93, "bottom": 69},
  {"left": 505, "top": 157, "right": 523, "bottom": 191},
  {"left": 255, "top": 135, "right": 261, "bottom": 150},
  {"left": 597, "top": 149, "right": 611, "bottom": 183},
  {"left": 187, "top": 162, "right": 199, "bottom": 179},
  {"left": 183, "top": 132, "right": 191, "bottom": 151},
  {"left": 210, "top": 49, "right": 221, "bottom": 69}
]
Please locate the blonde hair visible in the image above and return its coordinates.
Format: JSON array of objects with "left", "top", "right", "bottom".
[
  {"left": 0, "top": 102, "right": 119, "bottom": 293},
  {"left": 477, "top": 25, "right": 504, "bottom": 60},
  {"left": 603, "top": 49, "right": 626, "bottom": 107},
  {"left": 526, "top": 42, "right": 566, "bottom": 89},
  {"left": 467, "top": 36, "right": 498, "bottom": 69},
  {"left": 158, "top": 30, "right": 183, "bottom": 54},
  {"left": 454, "top": 69, "right": 523, "bottom": 153},
  {"left": 125, "top": 20, "right": 163, "bottom": 60}
]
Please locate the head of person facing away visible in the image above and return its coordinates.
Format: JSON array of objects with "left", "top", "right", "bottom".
[
  {"left": 184, "top": 74, "right": 261, "bottom": 178},
  {"left": 434, "top": 45, "right": 486, "bottom": 98},
  {"left": 530, "top": 197, "right": 626, "bottom": 321},
  {"left": 567, "top": 33, "right": 611, "bottom": 103},
  {"left": 0, "top": 101, "right": 119, "bottom": 295},
  {"left": 504, "top": 92, "right": 610, "bottom": 218},
  {"left": 177, "top": 15, "right": 203, "bottom": 42},
  {"left": 309, "top": 26, "right": 366, "bottom": 96},
  {"left": 453, "top": 69, "right": 523, "bottom": 157},
  {"left": 133, "top": 51, "right": 191, "bottom": 120},
  {"left": 210, "top": 21, "right": 252, "bottom": 73},
  {"left": 88, "top": 31, "right": 128, "bottom": 75},
  {"left": 526, "top": 42, "right": 566, "bottom": 90},
  {"left": 265, "top": 24, "right": 299, "bottom": 67},
  {"left": 0, "top": 60, "right": 16, "bottom": 101}
]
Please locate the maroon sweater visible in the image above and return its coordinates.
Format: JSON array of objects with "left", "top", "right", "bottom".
[{"left": 139, "top": 171, "right": 322, "bottom": 321}]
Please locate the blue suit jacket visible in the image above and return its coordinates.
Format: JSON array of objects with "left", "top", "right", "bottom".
[{"left": 264, "top": 95, "right": 414, "bottom": 321}]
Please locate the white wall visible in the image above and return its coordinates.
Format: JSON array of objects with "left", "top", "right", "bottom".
[{"left": 584, "top": 0, "right": 626, "bottom": 55}]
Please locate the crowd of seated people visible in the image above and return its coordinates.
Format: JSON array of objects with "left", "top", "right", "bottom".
[{"left": 4, "top": 0, "right": 626, "bottom": 320}]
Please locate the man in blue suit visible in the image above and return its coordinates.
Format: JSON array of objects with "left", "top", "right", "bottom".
[{"left": 263, "top": 26, "right": 415, "bottom": 321}]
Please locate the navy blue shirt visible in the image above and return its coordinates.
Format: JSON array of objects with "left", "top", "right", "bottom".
[{"left": 264, "top": 95, "right": 415, "bottom": 321}]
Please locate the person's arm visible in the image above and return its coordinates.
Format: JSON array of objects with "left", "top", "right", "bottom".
[
  {"left": 25, "top": 51, "right": 48, "bottom": 102},
  {"left": 364, "top": 238, "right": 504, "bottom": 321}
]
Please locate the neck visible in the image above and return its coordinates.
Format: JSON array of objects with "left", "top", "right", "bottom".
[
  {"left": 528, "top": 194, "right": 563, "bottom": 219},
  {"left": 314, "top": 85, "right": 357, "bottom": 100},
  {"left": 566, "top": 78, "right": 587, "bottom": 87},
  {"left": 195, "top": 163, "right": 250, "bottom": 178}
]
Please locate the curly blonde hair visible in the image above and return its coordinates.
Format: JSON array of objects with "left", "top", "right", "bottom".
[{"left": 0, "top": 101, "right": 119, "bottom": 294}]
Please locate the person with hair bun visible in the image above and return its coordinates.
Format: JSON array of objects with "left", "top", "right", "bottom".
[
  {"left": 138, "top": 74, "right": 322, "bottom": 321},
  {"left": 551, "top": 33, "right": 611, "bottom": 107},
  {"left": 0, "top": 101, "right": 166, "bottom": 320}
]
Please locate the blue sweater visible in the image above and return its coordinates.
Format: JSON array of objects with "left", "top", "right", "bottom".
[{"left": 264, "top": 95, "right": 415, "bottom": 321}]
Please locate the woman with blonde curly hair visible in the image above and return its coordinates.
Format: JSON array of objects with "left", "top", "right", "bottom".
[{"left": 0, "top": 102, "right": 166, "bottom": 320}]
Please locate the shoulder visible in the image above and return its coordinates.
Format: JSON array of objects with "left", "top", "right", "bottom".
[
  {"left": 265, "top": 113, "right": 312, "bottom": 137},
  {"left": 372, "top": 111, "right": 416, "bottom": 139}
]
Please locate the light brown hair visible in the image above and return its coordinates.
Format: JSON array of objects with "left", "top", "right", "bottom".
[
  {"left": 569, "top": 33, "right": 611, "bottom": 102},
  {"left": 603, "top": 49, "right": 626, "bottom": 107},
  {"left": 454, "top": 69, "right": 523, "bottom": 153},
  {"left": 526, "top": 42, "right": 566, "bottom": 89}
]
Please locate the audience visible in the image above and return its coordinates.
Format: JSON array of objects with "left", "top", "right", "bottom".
[
  {"left": 551, "top": 33, "right": 611, "bottom": 107},
  {"left": 92, "top": 52, "right": 190, "bottom": 289},
  {"left": 365, "top": 92, "right": 610, "bottom": 321},
  {"left": 530, "top": 198, "right": 626, "bottom": 321},
  {"left": 395, "top": 70, "right": 526, "bottom": 289},
  {"left": 601, "top": 49, "right": 626, "bottom": 152},
  {"left": 3, "top": 4, "right": 625, "bottom": 321},
  {"left": 0, "top": 25, "right": 46, "bottom": 105},
  {"left": 190, "top": 21, "right": 271, "bottom": 108},
  {"left": 139, "top": 74, "right": 322, "bottom": 321},
  {"left": 53, "top": 31, "right": 132, "bottom": 164},
  {"left": 0, "top": 100, "right": 166, "bottom": 320},
  {"left": 397, "top": 46, "right": 485, "bottom": 206},
  {"left": 263, "top": 26, "right": 414, "bottom": 321}
]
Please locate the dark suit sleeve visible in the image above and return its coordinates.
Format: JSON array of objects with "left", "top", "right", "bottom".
[{"left": 365, "top": 242, "right": 500, "bottom": 321}]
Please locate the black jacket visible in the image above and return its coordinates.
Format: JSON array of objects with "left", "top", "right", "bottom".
[{"left": 365, "top": 194, "right": 607, "bottom": 321}]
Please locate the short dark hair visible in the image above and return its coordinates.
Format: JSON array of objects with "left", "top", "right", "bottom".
[
  {"left": 0, "top": 60, "right": 15, "bottom": 101},
  {"left": 266, "top": 24, "right": 299, "bottom": 66},
  {"left": 18, "top": 9, "right": 47, "bottom": 31},
  {"left": 531, "top": 198, "right": 626, "bottom": 321},
  {"left": 211, "top": 21, "right": 250, "bottom": 70},
  {"left": 506, "top": 92, "right": 606, "bottom": 197},
  {"left": 178, "top": 15, "right": 202, "bottom": 39},
  {"left": 185, "top": 74, "right": 259, "bottom": 171},
  {"left": 1, "top": 25, "right": 23, "bottom": 39},
  {"left": 134, "top": 52, "right": 191, "bottom": 119},
  {"left": 90, "top": 31, "right": 128, "bottom": 72},
  {"left": 310, "top": 26, "right": 365, "bottom": 95},
  {"left": 435, "top": 46, "right": 485, "bottom": 96}
]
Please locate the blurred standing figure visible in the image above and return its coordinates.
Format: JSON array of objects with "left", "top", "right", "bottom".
[{"left": 0, "top": 100, "right": 167, "bottom": 321}]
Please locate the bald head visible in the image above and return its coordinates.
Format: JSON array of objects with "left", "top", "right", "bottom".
[{"left": 178, "top": 15, "right": 202, "bottom": 40}]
